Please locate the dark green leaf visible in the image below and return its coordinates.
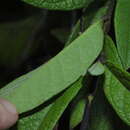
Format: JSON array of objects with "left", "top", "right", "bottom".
[
  {"left": 51, "top": 28, "right": 70, "bottom": 44},
  {"left": 22, "top": 0, "right": 94, "bottom": 10},
  {"left": 0, "top": 14, "right": 41, "bottom": 67},
  {"left": 70, "top": 99, "right": 86, "bottom": 128},
  {"left": 66, "top": 4, "right": 108, "bottom": 46},
  {"left": 104, "top": 68, "right": 130, "bottom": 126},
  {"left": 104, "top": 35, "right": 130, "bottom": 126},
  {"left": 106, "top": 62, "right": 130, "bottom": 90},
  {"left": 88, "top": 80, "right": 114, "bottom": 130},
  {"left": 115, "top": 0, "right": 130, "bottom": 69}
]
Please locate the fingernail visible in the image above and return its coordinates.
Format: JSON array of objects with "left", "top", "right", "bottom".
[{"left": 1, "top": 101, "right": 17, "bottom": 114}]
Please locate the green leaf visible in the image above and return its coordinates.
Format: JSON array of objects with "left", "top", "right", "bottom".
[
  {"left": 22, "top": 0, "right": 94, "bottom": 10},
  {"left": 38, "top": 77, "right": 83, "bottom": 130},
  {"left": 104, "top": 35, "right": 122, "bottom": 67},
  {"left": 70, "top": 99, "right": 86, "bottom": 128},
  {"left": 88, "top": 62, "right": 105, "bottom": 76},
  {"left": 69, "top": 74, "right": 92, "bottom": 128},
  {"left": 66, "top": 3, "right": 108, "bottom": 46},
  {"left": 18, "top": 105, "right": 52, "bottom": 130},
  {"left": 17, "top": 7, "right": 106, "bottom": 129},
  {"left": 0, "top": 21, "right": 104, "bottom": 113},
  {"left": 106, "top": 62, "right": 130, "bottom": 90},
  {"left": 115, "top": 0, "right": 130, "bottom": 69},
  {"left": 104, "top": 68, "right": 130, "bottom": 126},
  {"left": 104, "top": 35, "right": 130, "bottom": 126}
]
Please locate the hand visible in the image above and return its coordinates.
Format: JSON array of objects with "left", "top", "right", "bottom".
[{"left": 0, "top": 99, "right": 18, "bottom": 130}]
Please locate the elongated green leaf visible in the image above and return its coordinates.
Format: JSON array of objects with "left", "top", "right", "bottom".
[
  {"left": 89, "top": 81, "right": 114, "bottom": 130},
  {"left": 18, "top": 105, "right": 52, "bottom": 130},
  {"left": 104, "top": 35, "right": 130, "bottom": 125},
  {"left": 70, "top": 99, "right": 86, "bottom": 128},
  {"left": 106, "top": 62, "right": 130, "bottom": 90},
  {"left": 88, "top": 62, "right": 105, "bottom": 76},
  {"left": 104, "top": 35, "right": 122, "bottom": 67},
  {"left": 69, "top": 74, "right": 91, "bottom": 128},
  {"left": 0, "top": 21, "right": 104, "bottom": 113},
  {"left": 38, "top": 77, "right": 83, "bottom": 130},
  {"left": 22, "top": 0, "right": 94, "bottom": 10},
  {"left": 115, "top": 0, "right": 130, "bottom": 69}
]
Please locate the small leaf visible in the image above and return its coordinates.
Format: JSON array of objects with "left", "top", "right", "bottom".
[
  {"left": 38, "top": 77, "right": 83, "bottom": 130},
  {"left": 88, "top": 62, "right": 105, "bottom": 76},
  {"left": 70, "top": 99, "right": 86, "bottom": 128},
  {"left": 115, "top": 0, "right": 130, "bottom": 69},
  {"left": 22, "top": 0, "right": 94, "bottom": 10},
  {"left": 0, "top": 21, "right": 104, "bottom": 113}
]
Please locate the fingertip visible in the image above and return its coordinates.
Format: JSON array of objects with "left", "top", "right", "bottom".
[
  {"left": 0, "top": 98, "right": 18, "bottom": 114},
  {"left": 0, "top": 99, "right": 18, "bottom": 130}
]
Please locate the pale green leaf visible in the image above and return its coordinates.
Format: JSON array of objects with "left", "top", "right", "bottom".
[
  {"left": 0, "top": 21, "right": 104, "bottom": 113},
  {"left": 88, "top": 62, "right": 105, "bottom": 76}
]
